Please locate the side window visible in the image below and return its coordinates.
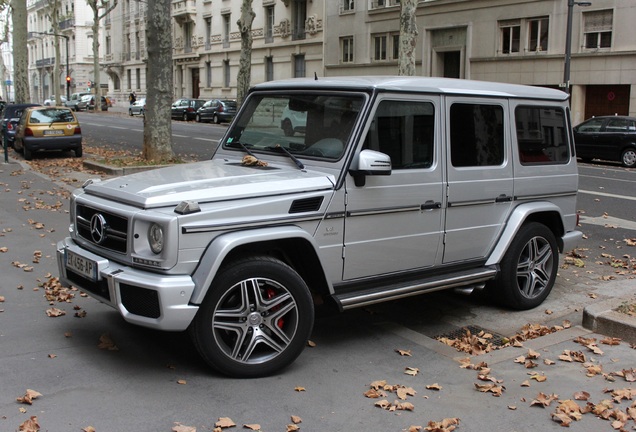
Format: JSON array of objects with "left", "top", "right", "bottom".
[
  {"left": 364, "top": 100, "right": 434, "bottom": 169},
  {"left": 450, "top": 103, "right": 504, "bottom": 167},
  {"left": 606, "top": 118, "right": 629, "bottom": 132},
  {"left": 516, "top": 106, "right": 569, "bottom": 165},
  {"left": 577, "top": 118, "right": 604, "bottom": 132}
]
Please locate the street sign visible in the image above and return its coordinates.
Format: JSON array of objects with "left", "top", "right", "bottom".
[{"left": 5, "top": 80, "right": 12, "bottom": 85}]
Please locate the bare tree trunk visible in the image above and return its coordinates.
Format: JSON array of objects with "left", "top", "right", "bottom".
[
  {"left": 86, "top": 0, "right": 118, "bottom": 111},
  {"left": 143, "top": 0, "right": 173, "bottom": 162},
  {"left": 236, "top": 0, "right": 254, "bottom": 106},
  {"left": 0, "top": 14, "right": 10, "bottom": 101},
  {"left": 398, "top": 0, "right": 418, "bottom": 76},
  {"left": 10, "top": 0, "right": 29, "bottom": 103}
]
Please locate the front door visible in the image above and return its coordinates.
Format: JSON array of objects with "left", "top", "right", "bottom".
[
  {"left": 443, "top": 97, "right": 513, "bottom": 263},
  {"left": 191, "top": 68, "right": 200, "bottom": 99},
  {"left": 343, "top": 95, "right": 444, "bottom": 280}
]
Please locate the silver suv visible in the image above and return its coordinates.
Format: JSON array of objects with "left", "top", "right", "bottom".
[{"left": 57, "top": 77, "right": 581, "bottom": 377}]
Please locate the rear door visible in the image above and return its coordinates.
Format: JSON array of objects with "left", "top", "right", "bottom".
[
  {"left": 343, "top": 95, "right": 444, "bottom": 280},
  {"left": 443, "top": 98, "right": 513, "bottom": 263}
]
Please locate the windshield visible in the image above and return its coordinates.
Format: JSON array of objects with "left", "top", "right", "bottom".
[{"left": 223, "top": 93, "right": 365, "bottom": 160}]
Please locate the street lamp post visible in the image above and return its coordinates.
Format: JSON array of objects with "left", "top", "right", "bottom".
[
  {"left": 563, "top": 0, "right": 592, "bottom": 94},
  {"left": 33, "top": 31, "right": 70, "bottom": 101}
]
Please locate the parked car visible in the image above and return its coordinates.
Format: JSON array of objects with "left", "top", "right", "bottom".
[
  {"left": 573, "top": 115, "right": 636, "bottom": 168},
  {"left": 77, "top": 95, "right": 109, "bottom": 111},
  {"left": 280, "top": 103, "right": 307, "bottom": 136},
  {"left": 171, "top": 98, "right": 206, "bottom": 121},
  {"left": 128, "top": 98, "right": 146, "bottom": 116},
  {"left": 65, "top": 92, "right": 91, "bottom": 111},
  {"left": 13, "top": 106, "right": 82, "bottom": 160},
  {"left": 43, "top": 95, "right": 67, "bottom": 106},
  {"left": 195, "top": 99, "right": 237, "bottom": 124},
  {"left": 1, "top": 103, "right": 41, "bottom": 147},
  {"left": 57, "top": 77, "right": 581, "bottom": 378}
]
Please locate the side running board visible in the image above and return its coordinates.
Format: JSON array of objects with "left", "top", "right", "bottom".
[{"left": 332, "top": 267, "right": 497, "bottom": 311}]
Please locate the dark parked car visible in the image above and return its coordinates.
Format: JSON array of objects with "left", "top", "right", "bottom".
[
  {"left": 195, "top": 99, "right": 237, "bottom": 124},
  {"left": 573, "top": 115, "right": 636, "bottom": 168},
  {"left": 1, "top": 103, "right": 41, "bottom": 147},
  {"left": 171, "top": 98, "right": 206, "bottom": 121}
]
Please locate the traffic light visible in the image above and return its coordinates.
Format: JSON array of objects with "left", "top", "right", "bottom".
[{"left": 66, "top": 76, "right": 71, "bottom": 87}]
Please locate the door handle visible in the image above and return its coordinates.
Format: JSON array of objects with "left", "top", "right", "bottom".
[
  {"left": 495, "top": 194, "right": 512, "bottom": 203},
  {"left": 421, "top": 200, "right": 441, "bottom": 210}
]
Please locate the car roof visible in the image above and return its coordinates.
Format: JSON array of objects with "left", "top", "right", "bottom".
[
  {"left": 251, "top": 76, "right": 569, "bottom": 101},
  {"left": 3, "top": 103, "right": 40, "bottom": 115},
  {"left": 581, "top": 115, "right": 636, "bottom": 121},
  {"left": 27, "top": 106, "right": 74, "bottom": 112}
]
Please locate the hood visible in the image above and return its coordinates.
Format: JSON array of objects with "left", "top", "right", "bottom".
[{"left": 82, "top": 158, "right": 336, "bottom": 209}]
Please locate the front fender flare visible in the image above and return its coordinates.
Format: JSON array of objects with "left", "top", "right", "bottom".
[{"left": 189, "top": 226, "right": 330, "bottom": 305}]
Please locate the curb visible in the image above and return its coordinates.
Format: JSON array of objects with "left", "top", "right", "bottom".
[
  {"left": 83, "top": 159, "right": 169, "bottom": 176},
  {"left": 582, "top": 296, "right": 636, "bottom": 344}
]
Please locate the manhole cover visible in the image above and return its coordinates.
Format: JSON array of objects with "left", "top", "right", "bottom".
[{"left": 434, "top": 325, "right": 507, "bottom": 347}]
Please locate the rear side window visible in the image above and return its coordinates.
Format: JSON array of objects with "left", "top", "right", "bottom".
[
  {"left": 450, "top": 103, "right": 504, "bottom": 167},
  {"left": 515, "top": 106, "right": 569, "bottom": 165}
]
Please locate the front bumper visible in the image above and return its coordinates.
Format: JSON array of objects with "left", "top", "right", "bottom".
[{"left": 56, "top": 237, "right": 198, "bottom": 331}]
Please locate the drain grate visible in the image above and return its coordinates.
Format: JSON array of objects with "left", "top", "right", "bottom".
[{"left": 434, "top": 325, "right": 507, "bottom": 347}]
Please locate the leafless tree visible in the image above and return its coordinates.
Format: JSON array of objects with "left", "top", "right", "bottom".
[
  {"left": 398, "top": 0, "right": 418, "bottom": 76},
  {"left": 86, "top": 0, "right": 118, "bottom": 111},
  {"left": 236, "top": 0, "right": 254, "bottom": 106},
  {"left": 143, "top": 0, "right": 173, "bottom": 161},
  {"left": 10, "top": 0, "right": 28, "bottom": 103}
]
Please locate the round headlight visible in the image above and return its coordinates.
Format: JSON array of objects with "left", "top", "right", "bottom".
[{"left": 148, "top": 223, "right": 164, "bottom": 254}]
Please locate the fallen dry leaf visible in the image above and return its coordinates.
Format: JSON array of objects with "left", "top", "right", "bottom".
[
  {"left": 294, "top": 386, "right": 305, "bottom": 392},
  {"left": 172, "top": 423, "right": 197, "bottom": 432},
  {"left": 404, "top": 367, "right": 419, "bottom": 376},
  {"left": 426, "top": 383, "right": 442, "bottom": 391},
  {"left": 45, "top": 307, "right": 66, "bottom": 317},
  {"left": 243, "top": 424, "right": 261, "bottom": 430},
  {"left": 18, "top": 415, "right": 40, "bottom": 432},
  {"left": 396, "top": 348, "right": 412, "bottom": 356},
  {"left": 82, "top": 427, "right": 96, "bottom": 432},
  {"left": 177, "top": 379, "right": 187, "bottom": 385},
  {"left": 215, "top": 417, "right": 236, "bottom": 428},
  {"left": 16, "top": 389, "right": 42, "bottom": 405},
  {"left": 290, "top": 415, "right": 302, "bottom": 424},
  {"left": 286, "top": 425, "right": 300, "bottom": 432},
  {"left": 97, "top": 333, "right": 119, "bottom": 351}
]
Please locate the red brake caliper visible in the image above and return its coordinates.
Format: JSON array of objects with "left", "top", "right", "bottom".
[{"left": 266, "top": 288, "right": 284, "bottom": 329}]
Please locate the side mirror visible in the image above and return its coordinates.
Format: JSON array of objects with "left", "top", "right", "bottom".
[{"left": 349, "top": 149, "right": 391, "bottom": 187}]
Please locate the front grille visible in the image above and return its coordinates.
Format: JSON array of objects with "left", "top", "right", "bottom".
[
  {"left": 76, "top": 204, "right": 128, "bottom": 253},
  {"left": 66, "top": 269, "right": 111, "bottom": 301},
  {"left": 120, "top": 284, "right": 161, "bottom": 318}
]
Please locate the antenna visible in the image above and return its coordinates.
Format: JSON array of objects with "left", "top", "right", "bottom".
[{"left": 314, "top": 72, "right": 318, "bottom": 81}]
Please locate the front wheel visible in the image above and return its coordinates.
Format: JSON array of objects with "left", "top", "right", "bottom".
[
  {"left": 621, "top": 148, "right": 636, "bottom": 168},
  {"left": 491, "top": 222, "right": 558, "bottom": 310},
  {"left": 213, "top": 114, "right": 220, "bottom": 124},
  {"left": 182, "top": 112, "right": 188, "bottom": 122},
  {"left": 195, "top": 114, "right": 202, "bottom": 123},
  {"left": 190, "top": 256, "right": 314, "bottom": 377}
]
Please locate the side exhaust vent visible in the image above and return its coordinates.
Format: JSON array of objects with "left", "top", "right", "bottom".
[{"left": 289, "top": 196, "right": 324, "bottom": 214}]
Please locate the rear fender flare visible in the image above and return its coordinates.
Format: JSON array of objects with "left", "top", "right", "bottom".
[{"left": 486, "top": 202, "right": 564, "bottom": 266}]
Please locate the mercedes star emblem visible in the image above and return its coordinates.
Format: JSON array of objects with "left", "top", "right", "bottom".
[{"left": 90, "top": 213, "right": 108, "bottom": 244}]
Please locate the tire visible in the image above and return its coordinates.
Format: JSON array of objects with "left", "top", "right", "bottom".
[
  {"left": 23, "top": 146, "right": 32, "bottom": 160},
  {"left": 492, "top": 222, "right": 558, "bottom": 310},
  {"left": 14, "top": 138, "right": 23, "bottom": 153},
  {"left": 621, "top": 148, "right": 636, "bottom": 168},
  {"left": 195, "top": 114, "right": 201, "bottom": 123},
  {"left": 74, "top": 146, "right": 83, "bottom": 157},
  {"left": 282, "top": 119, "right": 294, "bottom": 137},
  {"left": 213, "top": 114, "right": 220, "bottom": 124},
  {"left": 182, "top": 112, "right": 188, "bottom": 122},
  {"left": 189, "top": 256, "right": 314, "bottom": 378},
  {"left": 129, "top": 109, "right": 133, "bottom": 116}
]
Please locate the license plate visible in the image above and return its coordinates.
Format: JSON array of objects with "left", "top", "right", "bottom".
[
  {"left": 66, "top": 250, "right": 97, "bottom": 281},
  {"left": 43, "top": 130, "right": 64, "bottom": 135}
]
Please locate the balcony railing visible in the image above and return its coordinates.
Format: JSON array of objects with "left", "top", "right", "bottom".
[
  {"left": 35, "top": 57, "right": 55, "bottom": 67},
  {"left": 172, "top": 0, "right": 196, "bottom": 18},
  {"left": 59, "top": 18, "right": 75, "bottom": 30}
]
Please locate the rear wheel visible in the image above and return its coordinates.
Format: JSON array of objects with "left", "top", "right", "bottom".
[
  {"left": 213, "top": 114, "right": 220, "bottom": 124},
  {"left": 190, "top": 256, "right": 314, "bottom": 377},
  {"left": 492, "top": 222, "right": 558, "bottom": 310},
  {"left": 74, "top": 146, "right": 83, "bottom": 157},
  {"left": 182, "top": 112, "right": 188, "bottom": 122},
  {"left": 195, "top": 114, "right": 202, "bottom": 123},
  {"left": 621, "top": 148, "right": 636, "bottom": 168},
  {"left": 23, "top": 146, "right": 32, "bottom": 160}
]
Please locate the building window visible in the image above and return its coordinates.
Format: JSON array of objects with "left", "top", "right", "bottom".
[
  {"left": 292, "top": 0, "right": 307, "bottom": 40},
  {"left": 206, "top": 61, "right": 212, "bottom": 87},
  {"left": 294, "top": 54, "right": 306, "bottom": 78},
  {"left": 373, "top": 35, "right": 387, "bottom": 60},
  {"left": 205, "top": 17, "right": 212, "bottom": 50},
  {"left": 127, "top": 69, "right": 132, "bottom": 90},
  {"left": 223, "top": 14, "right": 231, "bottom": 48},
  {"left": 500, "top": 20, "right": 520, "bottom": 54},
  {"left": 184, "top": 22, "right": 192, "bottom": 53},
  {"left": 223, "top": 60, "right": 230, "bottom": 87},
  {"left": 265, "top": 56, "right": 274, "bottom": 81},
  {"left": 584, "top": 10, "right": 612, "bottom": 49},
  {"left": 135, "top": 68, "right": 140, "bottom": 90},
  {"left": 341, "top": 36, "right": 354, "bottom": 63},
  {"left": 342, "top": 0, "right": 354, "bottom": 13},
  {"left": 265, "top": 6, "right": 274, "bottom": 43},
  {"left": 392, "top": 34, "right": 400, "bottom": 60},
  {"left": 528, "top": 17, "right": 548, "bottom": 52}
]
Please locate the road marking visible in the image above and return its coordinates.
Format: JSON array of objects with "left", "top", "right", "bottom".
[
  {"left": 193, "top": 137, "right": 219, "bottom": 143},
  {"left": 579, "top": 189, "right": 636, "bottom": 201},
  {"left": 172, "top": 134, "right": 188, "bottom": 138},
  {"left": 579, "top": 174, "right": 636, "bottom": 184},
  {"left": 579, "top": 214, "right": 636, "bottom": 231}
]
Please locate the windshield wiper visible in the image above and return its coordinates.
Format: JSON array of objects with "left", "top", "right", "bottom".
[
  {"left": 226, "top": 139, "right": 255, "bottom": 157},
  {"left": 274, "top": 144, "right": 304, "bottom": 170}
]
